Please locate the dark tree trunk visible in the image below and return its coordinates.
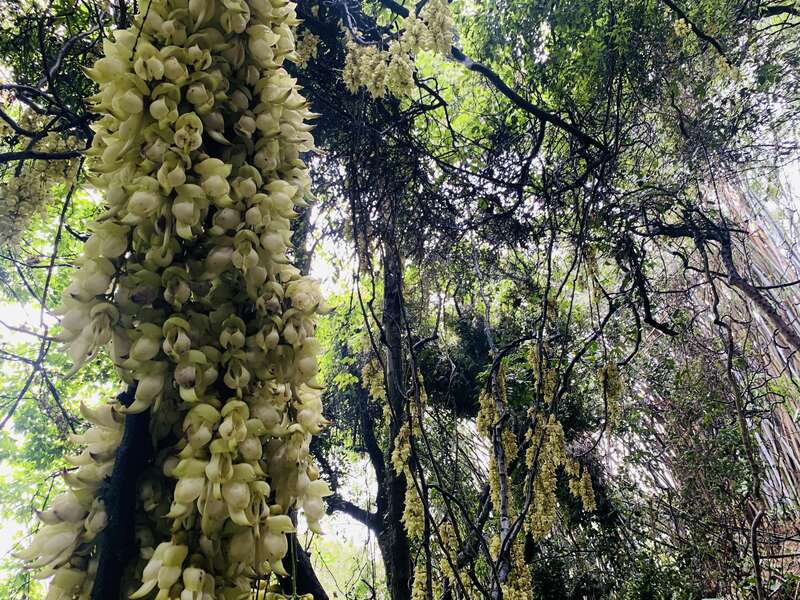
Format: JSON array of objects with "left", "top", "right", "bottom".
[
  {"left": 92, "top": 384, "right": 152, "bottom": 600},
  {"left": 375, "top": 238, "right": 414, "bottom": 600}
]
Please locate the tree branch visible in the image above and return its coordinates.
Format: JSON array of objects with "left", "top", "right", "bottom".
[
  {"left": 37, "top": 26, "right": 102, "bottom": 88},
  {"left": 327, "top": 494, "right": 380, "bottom": 530},
  {"left": 449, "top": 48, "right": 606, "bottom": 150},
  {"left": 756, "top": 4, "right": 800, "bottom": 19},
  {"left": 659, "top": 0, "right": 729, "bottom": 61},
  {"left": 718, "top": 233, "right": 800, "bottom": 353},
  {"left": 0, "top": 149, "right": 83, "bottom": 163}
]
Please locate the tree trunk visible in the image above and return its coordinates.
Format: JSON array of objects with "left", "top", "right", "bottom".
[
  {"left": 376, "top": 237, "right": 414, "bottom": 600},
  {"left": 91, "top": 384, "right": 152, "bottom": 600}
]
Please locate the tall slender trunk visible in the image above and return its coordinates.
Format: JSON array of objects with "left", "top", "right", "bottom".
[{"left": 376, "top": 237, "right": 414, "bottom": 600}]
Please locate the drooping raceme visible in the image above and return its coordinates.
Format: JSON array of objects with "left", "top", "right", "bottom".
[{"left": 17, "top": 0, "right": 331, "bottom": 597}]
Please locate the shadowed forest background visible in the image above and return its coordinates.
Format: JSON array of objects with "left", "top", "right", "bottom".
[{"left": 2, "top": 0, "right": 800, "bottom": 598}]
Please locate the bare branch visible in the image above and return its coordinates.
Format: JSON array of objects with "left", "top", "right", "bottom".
[{"left": 0, "top": 149, "right": 83, "bottom": 163}]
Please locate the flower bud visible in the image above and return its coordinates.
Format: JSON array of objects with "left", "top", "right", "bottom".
[{"left": 128, "top": 191, "right": 160, "bottom": 217}]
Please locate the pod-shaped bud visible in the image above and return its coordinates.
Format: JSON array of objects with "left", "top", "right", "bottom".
[
  {"left": 69, "top": 424, "right": 121, "bottom": 459},
  {"left": 46, "top": 567, "right": 87, "bottom": 600},
  {"left": 212, "top": 207, "right": 241, "bottom": 232},
  {"left": 174, "top": 112, "right": 204, "bottom": 152},
  {"left": 83, "top": 498, "right": 108, "bottom": 540},
  {"left": 80, "top": 401, "right": 123, "bottom": 429},
  {"left": 123, "top": 362, "right": 166, "bottom": 413},
  {"left": 13, "top": 521, "right": 82, "bottom": 569},
  {"left": 223, "top": 357, "right": 251, "bottom": 391},
  {"left": 205, "top": 450, "right": 234, "bottom": 488},
  {"left": 167, "top": 475, "right": 204, "bottom": 518},
  {"left": 130, "top": 323, "right": 163, "bottom": 361},
  {"left": 219, "top": 315, "right": 246, "bottom": 349},
  {"left": 36, "top": 492, "right": 89, "bottom": 525},
  {"left": 219, "top": 400, "right": 249, "bottom": 445},
  {"left": 228, "top": 528, "right": 255, "bottom": 564},
  {"left": 130, "top": 542, "right": 188, "bottom": 599},
  {"left": 84, "top": 222, "right": 130, "bottom": 259},
  {"left": 261, "top": 515, "right": 295, "bottom": 577},
  {"left": 205, "top": 245, "right": 234, "bottom": 277},
  {"left": 65, "top": 258, "right": 116, "bottom": 301},
  {"left": 302, "top": 479, "right": 333, "bottom": 533},
  {"left": 238, "top": 436, "right": 262, "bottom": 461},
  {"left": 188, "top": 0, "right": 214, "bottom": 27},
  {"left": 128, "top": 190, "right": 161, "bottom": 218},
  {"left": 157, "top": 158, "right": 187, "bottom": 192},
  {"left": 182, "top": 567, "right": 208, "bottom": 594},
  {"left": 112, "top": 88, "right": 144, "bottom": 116},
  {"left": 222, "top": 481, "right": 251, "bottom": 525},
  {"left": 163, "top": 316, "right": 192, "bottom": 359}
]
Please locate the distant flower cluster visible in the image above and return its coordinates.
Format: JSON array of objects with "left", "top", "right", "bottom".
[
  {"left": 0, "top": 113, "right": 81, "bottom": 247},
  {"left": 342, "top": 0, "right": 454, "bottom": 99}
]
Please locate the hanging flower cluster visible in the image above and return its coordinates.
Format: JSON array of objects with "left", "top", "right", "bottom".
[
  {"left": 15, "top": 401, "right": 122, "bottom": 598},
  {"left": 361, "top": 357, "right": 386, "bottom": 405},
  {"left": 501, "top": 540, "right": 533, "bottom": 600},
  {"left": 436, "top": 520, "right": 479, "bottom": 598},
  {"left": 568, "top": 463, "right": 597, "bottom": 513},
  {"left": 524, "top": 414, "right": 596, "bottom": 541},
  {"left": 294, "top": 32, "right": 319, "bottom": 69},
  {"left": 528, "top": 345, "right": 557, "bottom": 405},
  {"left": 418, "top": 0, "right": 455, "bottom": 54},
  {"left": 341, "top": 0, "right": 453, "bottom": 98},
  {"left": 389, "top": 375, "right": 426, "bottom": 541},
  {"left": 0, "top": 111, "right": 81, "bottom": 246},
  {"left": 19, "top": 0, "right": 332, "bottom": 597},
  {"left": 401, "top": 477, "right": 425, "bottom": 540},
  {"left": 476, "top": 367, "right": 510, "bottom": 512},
  {"left": 410, "top": 560, "right": 444, "bottom": 600},
  {"left": 525, "top": 415, "right": 562, "bottom": 540}
]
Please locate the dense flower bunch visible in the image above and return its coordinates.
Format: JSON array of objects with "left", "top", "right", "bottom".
[
  {"left": 361, "top": 357, "right": 386, "bottom": 404},
  {"left": 294, "top": 32, "right": 319, "bottom": 69},
  {"left": 16, "top": 402, "right": 122, "bottom": 598},
  {"left": 528, "top": 345, "right": 557, "bottom": 405},
  {"left": 341, "top": 0, "right": 453, "bottom": 98},
  {"left": 524, "top": 415, "right": 565, "bottom": 540},
  {"left": 501, "top": 541, "right": 533, "bottom": 600},
  {"left": 0, "top": 113, "right": 81, "bottom": 246},
  {"left": 18, "top": 0, "right": 332, "bottom": 597},
  {"left": 410, "top": 560, "right": 444, "bottom": 600},
  {"left": 524, "top": 414, "right": 596, "bottom": 541},
  {"left": 418, "top": 0, "right": 454, "bottom": 54},
  {"left": 391, "top": 377, "right": 427, "bottom": 541},
  {"left": 437, "top": 521, "right": 479, "bottom": 598},
  {"left": 568, "top": 462, "right": 597, "bottom": 513}
]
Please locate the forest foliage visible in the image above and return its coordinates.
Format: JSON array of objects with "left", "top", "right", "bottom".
[{"left": 1, "top": 0, "right": 800, "bottom": 598}]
